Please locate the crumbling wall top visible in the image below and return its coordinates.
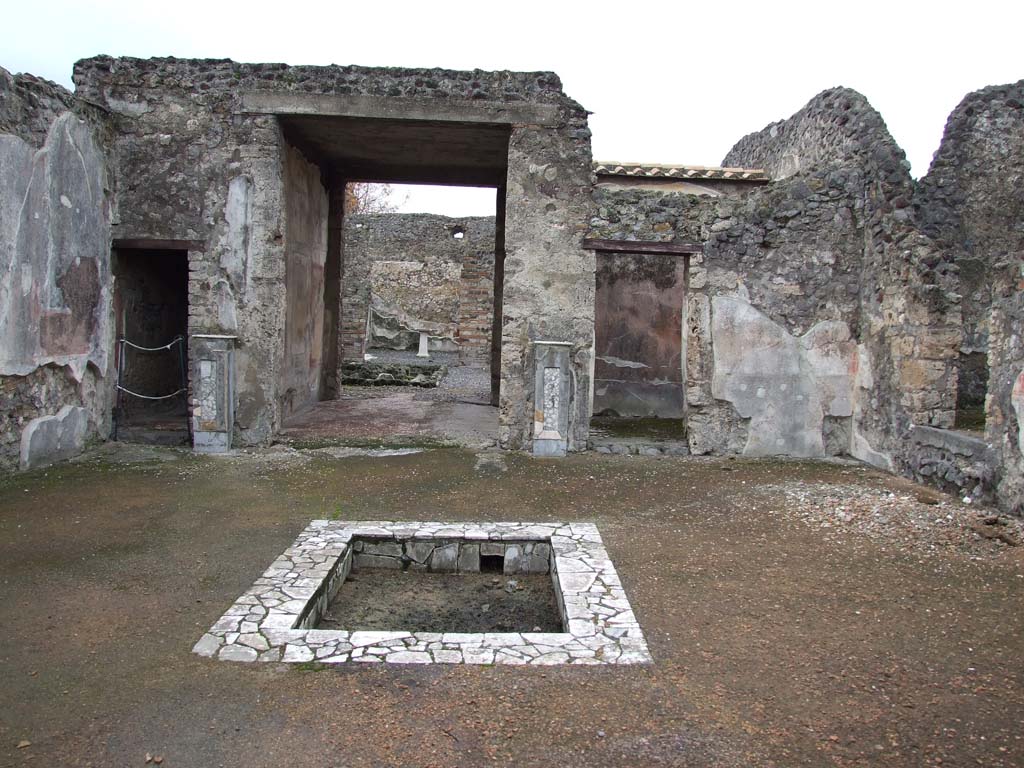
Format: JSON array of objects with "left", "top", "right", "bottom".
[
  {"left": 915, "top": 79, "right": 1024, "bottom": 250},
  {"left": 723, "top": 87, "right": 911, "bottom": 187},
  {"left": 72, "top": 56, "right": 586, "bottom": 113},
  {"left": 0, "top": 67, "right": 80, "bottom": 147}
]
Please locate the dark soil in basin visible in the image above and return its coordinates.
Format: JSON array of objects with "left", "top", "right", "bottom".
[{"left": 319, "top": 569, "right": 562, "bottom": 633}]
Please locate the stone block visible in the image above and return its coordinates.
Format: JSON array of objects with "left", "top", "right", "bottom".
[
  {"left": 898, "top": 359, "right": 947, "bottom": 390},
  {"left": 20, "top": 406, "right": 88, "bottom": 470},
  {"left": 916, "top": 328, "right": 962, "bottom": 359},
  {"left": 354, "top": 553, "right": 403, "bottom": 570},
  {"left": 457, "top": 543, "right": 480, "bottom": 573},
  {"left": 429, "top": 543, "right": 459, "bottom": 572},
  {"left": 503, "top": 543, "right": 523, "bottom": 574},
  {"left": 361, "top": 540, "right": 402, "bottom": 557},
  {"left": 405, "top": 541, "right": 435, "bottom": 564}
]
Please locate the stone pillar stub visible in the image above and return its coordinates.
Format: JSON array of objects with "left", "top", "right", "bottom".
[
  {"left": 532, "top": 341, "right": 572, "bottom": 457},
  {"left": 191, "top": 334, "right": 237, "bottom": 453}
]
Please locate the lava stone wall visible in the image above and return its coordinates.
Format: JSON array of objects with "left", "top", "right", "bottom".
[
  {"left": 341, "top": 214, "right": 495, "bottom": 359},
  {"left": 0, "top": 68, "right": 115, "bottom": 470},
  {"left": 725, "top": 88, "right": 961, "bottom": 462},
  {"left": 917, "top": 82, "right": 1024, "bottom": 403},
  {"left": 916, "top": 81, "right": 1024, "bottom": 513}
]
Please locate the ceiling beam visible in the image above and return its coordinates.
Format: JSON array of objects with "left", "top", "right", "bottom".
[{"left": 582, "top": 238, "right": 703, "bottom": 255}]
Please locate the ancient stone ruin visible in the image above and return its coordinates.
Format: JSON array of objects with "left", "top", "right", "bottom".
[{"left": 1, "top": 57, "right": 1021, "bottom": 514}]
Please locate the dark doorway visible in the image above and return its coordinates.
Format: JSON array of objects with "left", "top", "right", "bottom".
[
  {"left": 591, "top": 251, "right": 688, "bottom": 451},
  {"left": 112, "top": 248, "right": 189, "bottom": 444}
]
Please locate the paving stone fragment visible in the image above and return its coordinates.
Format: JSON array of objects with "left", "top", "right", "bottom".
[
  {"left": 192, "top": 633, "right": 222, "bottom": 657},
  {"left": 219, "top": 645, "right": 258, "bottom": 662}
]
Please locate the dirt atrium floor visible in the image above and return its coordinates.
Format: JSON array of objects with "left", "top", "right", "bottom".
[{"left": 1, "top": 446, "right": 1022, "bottom": 767}]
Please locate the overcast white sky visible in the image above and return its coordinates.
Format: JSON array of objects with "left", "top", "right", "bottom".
[{"left": 7, "top": 0, "right": 1021, "bottom": 215}]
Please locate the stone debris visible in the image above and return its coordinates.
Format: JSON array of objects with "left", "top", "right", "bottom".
[
  {"left": 757, "top": 481, "right": 1023, "bottom": 559},
  {"left": 195, "top": 520, "right": 651, "bottom": 666}
]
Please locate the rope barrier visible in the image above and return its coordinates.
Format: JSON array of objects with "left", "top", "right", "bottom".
[
  {"left": 120, "top": 336, "right": 185, "bottom": 352},
  {"left": 114, "top": 335, "right": 188, "bottom": 407},
  {"left": 116, "top": 384, "right": 187, "bottom": 401}
]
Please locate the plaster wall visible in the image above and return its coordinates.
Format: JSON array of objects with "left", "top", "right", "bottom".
[
  {"left": 280, "top": 144, "right": 328, "bottom": 419},
  {"left": 502, "top": 120, "right": 595, "bottom": 451},
  {"left": 0, "top": 68, "right": 113, "bottom": 470}
]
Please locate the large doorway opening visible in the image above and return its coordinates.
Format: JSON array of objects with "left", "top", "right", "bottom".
[
  {"left": 275, "top": 114, "right": 509, "bottom": 446},
  {"left": 590, "top": 247, "right": 689, "bottom": 455},
  {"left": 111, "top": 246, "right": 189, "bottom": 444}
]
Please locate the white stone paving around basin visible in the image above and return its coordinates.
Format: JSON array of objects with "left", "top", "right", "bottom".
[{"left": 194, "top": 520, "right": 651, "bottom": 666}]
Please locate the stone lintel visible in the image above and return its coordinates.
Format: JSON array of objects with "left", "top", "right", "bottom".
[{"left": 238, "top": 91, "right": 560, "bottom": 126}]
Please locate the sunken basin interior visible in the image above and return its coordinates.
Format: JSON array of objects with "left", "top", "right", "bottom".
[{"left": 313, "top": 536, "right": 565, "bottom": 634}]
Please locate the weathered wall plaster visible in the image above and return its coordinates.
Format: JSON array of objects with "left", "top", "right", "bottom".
[
  {"left": 986, "top": 261, "right": 1024, "bottom": 513},
  {"left": 711, "top": 296, "right": 855, "bottom": 457},
  {"left": 0, "top": 112, "right": 110, "bottom": 378},
  {"left": 19, "top": 404, "right": 88, "bottom": 470},
  {"left": 0, "top": 67, "right": 113, "bottom": 470},
  {"left": 503, "top": 120, "right": 595, "bottom": 451},
  {"left": 1014, "top": 372, "right": 1024, "bottom": 456}
]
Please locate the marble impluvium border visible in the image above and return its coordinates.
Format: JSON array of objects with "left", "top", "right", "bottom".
[{"left": 193, "top": 521, "right": 651, "bottom": 665}]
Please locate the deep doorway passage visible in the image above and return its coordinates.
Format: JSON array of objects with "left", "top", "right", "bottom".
[
  {"left": 112, "top": 248, "right": 189, "bottom": 445},
  {"left": 275, "top": 113, "right": 510, "bottom": 448},
  {"left": 281, "top": 178, "right": 503, "bottom": 447},
  {"left": 591, "top": 251, "right": 688, "bottom": 453}
]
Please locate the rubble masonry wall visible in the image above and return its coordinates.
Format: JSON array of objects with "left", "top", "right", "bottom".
[
  {"left": 917, "top": 81, "right": 1024, "bottom": 513},
  {"left": 341, "top": 214, "right": 495, "bottom": 361}
]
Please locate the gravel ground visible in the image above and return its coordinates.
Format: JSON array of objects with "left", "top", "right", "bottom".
[
  {"left": 755, "top": 480, "right": 1022, "bottom": 561},
  {"left": 1, "top": 449, "right": 1021, "bottom": 767}
]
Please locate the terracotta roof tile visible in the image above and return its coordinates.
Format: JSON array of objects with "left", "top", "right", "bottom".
[{"left": 594, "top": 162, "right": 769, "bottom": 182}]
